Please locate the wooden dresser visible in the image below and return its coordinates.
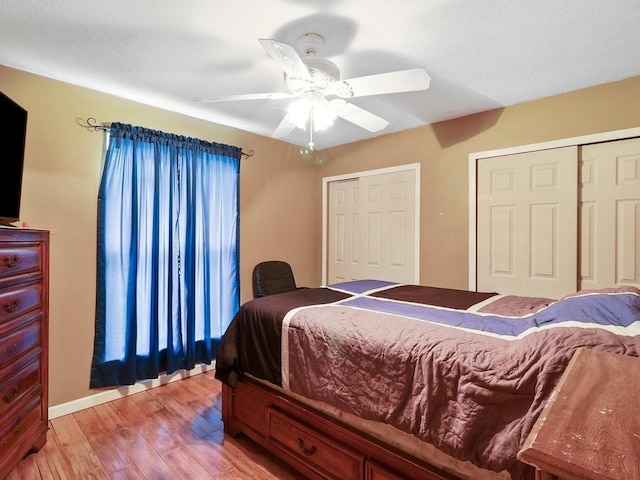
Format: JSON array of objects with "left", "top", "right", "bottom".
[
  {"left": 0, "top": 228, "right": 49, "bottom": 478},
  {"left": 518, "top": 347, "right": 640, "bottom": 480}
]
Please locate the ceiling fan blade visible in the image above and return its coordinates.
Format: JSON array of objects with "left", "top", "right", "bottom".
[
  {"left": 272, "top": 111, "right": 298, "bottom": 139},
  {"left": 329, "top": 68, "right": 431, "bottom": 98},
  {"left": 258, "top": 38, "right": 312, "bottom": 83},
  {"left": 195, "top": 92, "right": 295, "bottom": 102},
  {"left": 334, "top": 101, "right": 389, "bottom": 132}
]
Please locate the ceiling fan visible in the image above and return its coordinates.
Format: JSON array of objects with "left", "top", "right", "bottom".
[{"left": 198, "top": 33, "right": 431, "bottom": 149}]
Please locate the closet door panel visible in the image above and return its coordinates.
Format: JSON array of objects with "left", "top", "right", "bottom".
[
  {"left": 488, "top": 205, "right": 515, "bottom": 276},
  {"left": 327, "top": 179, "right": 360, "bottom": 284},
  {"left": 365, "top": 208, "right": 382, "bottom": 267},
  {"left": 359, "top": 169, "right": 416, "bottom": 283},
  {"left": 580, "top": 138, "right": 640, "bottom": 289},
  {"left": 478, "top": 147, "right": 578, "bottom": 298},
  {"left": 617, "top": 200, "right": 639, "bottom": 283},
  {"left": 530, "top": 203, "right": 558, "bottom": 278}
]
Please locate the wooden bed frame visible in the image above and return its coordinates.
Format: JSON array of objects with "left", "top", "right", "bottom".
[
  {"left": 222, "top": 375, "right": 471, "bottom": 480},
  {"left": 220, "top": 353, "right": 640, "bottom": 480}
]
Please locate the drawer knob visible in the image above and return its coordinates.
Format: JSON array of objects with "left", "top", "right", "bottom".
[
  {"left": 3, "top": 385, "right": 20, "bottom": 404},
  {"left": 3, "top": 300, "right": 19, "bottom": 313},
  {"left": 2, "top": 426, "right": 21, "bottom": 446},
  {"left": 296, "top": 437, "right": 317, "bottom": 456},
  {"left": 3, "top": 255, "right": 19, "bottom": 268}
]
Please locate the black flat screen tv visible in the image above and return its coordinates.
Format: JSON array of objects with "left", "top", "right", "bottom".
[{"left": 0, "top": 91, "right": 28, "bottom": 226}]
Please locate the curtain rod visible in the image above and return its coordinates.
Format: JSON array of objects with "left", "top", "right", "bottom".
[{"left": 80, "top": 117, "right": 254, "bottom": 158}]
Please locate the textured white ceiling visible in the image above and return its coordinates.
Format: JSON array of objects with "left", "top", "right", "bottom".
[{"left": 1, "top": 0, "right": 639, "bottom": 150}]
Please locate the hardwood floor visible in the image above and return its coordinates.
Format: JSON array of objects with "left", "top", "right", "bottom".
[{"left": 7, "top": 371, "right": 301, "bottom": 480}]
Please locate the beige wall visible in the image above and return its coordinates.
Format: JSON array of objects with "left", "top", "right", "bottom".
[
  {"left": 2, "top": 64, "right": 639, "bottom": 408},
  {"left": 0, "top": 65, "right": 319, "bottom": 406},
  {"left": 318, "top": 76, "right": 640, "bottom": 289}
]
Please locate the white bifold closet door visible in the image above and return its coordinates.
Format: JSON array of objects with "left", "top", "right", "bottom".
[
  {"left": 327, "top": 169, "right": 417, "bottom": 284},
  {"left": 477, "top": 147, "right": 578, "bottom": 298},
  {"left": 476, "top": 137, "right": 640, "bottom": 298},
  {"left": 327, "top": 178, "right": 360, "bottom": 284},
  {"left": 580, "top": 138, "right": 640, "bottom": 290}
]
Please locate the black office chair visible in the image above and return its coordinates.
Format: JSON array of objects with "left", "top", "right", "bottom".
[{"left": 252, "top": 260, "right": 302, "bottom": 298}]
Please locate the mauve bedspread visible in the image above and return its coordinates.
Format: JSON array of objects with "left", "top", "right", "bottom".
[
  {"left": 214, "top": 286, "right": 351, "bottom": 387},
  {"left": 280, "top": 282, "right": 640, "bottom": 479},
  {"left": 215, "top": 280, "right": 497, "bottom": 387},
  {"left": 215, "top": 280, "right": 640, "bottom": 479}
]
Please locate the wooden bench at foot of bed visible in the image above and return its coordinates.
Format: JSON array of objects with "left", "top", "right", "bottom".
[
  {"left": 222, "top": 375, "right": 465, "bottom": 480},
  {"left": 518, "top": 348, "right": 640, "bottom": 480}
]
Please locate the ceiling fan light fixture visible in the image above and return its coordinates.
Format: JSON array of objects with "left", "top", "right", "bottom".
[
  {"left": 287, "top": 96, "right": 339, "bottom": 132},
  {"left": 312, "top": 104, "right": 338, "bottom": 131},
  {"left": 287, "top": 99, "right": 311, "bottom": 129}
]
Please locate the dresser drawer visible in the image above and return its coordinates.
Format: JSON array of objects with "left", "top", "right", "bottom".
[
  {"left": 365, "top": 460, "right": 406, "bottom": 480},
  {"left": 0, "top": 245, "right": 42, "bottom": 280},
  {"left": 267, "top": 407, "right": 364, "bottom": 480},
  {"left": 0, "top": 319, "right": 40, "bottom": 367},
  {"left": 0, "top": 394, "right": 43, "bottom": 456},
  {"left": 0, "top": 283, "right": 42, "bottom": 327},
  {"left": 0, "top": 353, "right": 41, "bottom": 416}
]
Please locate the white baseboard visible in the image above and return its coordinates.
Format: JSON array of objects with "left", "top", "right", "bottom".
[{"left": 48, "top": 362, "right": 215, "bottom": 420}]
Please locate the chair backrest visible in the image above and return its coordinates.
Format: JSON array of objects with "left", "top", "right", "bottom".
[{"left": 252, "top": 261, "right": 298, "bottom": 297}]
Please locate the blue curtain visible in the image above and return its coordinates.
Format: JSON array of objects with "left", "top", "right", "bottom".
[{"left": 90, "top": 123, "right": 241, "bottom": 387}]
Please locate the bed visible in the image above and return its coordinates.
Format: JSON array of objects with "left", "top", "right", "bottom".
[{"left": 215, "top": 280, "right": 640, "bottom": 480}]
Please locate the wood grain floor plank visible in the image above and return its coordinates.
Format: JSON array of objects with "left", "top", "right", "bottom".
[
  {"left": 161, "top": 446, "right": 219, "bottom": 478},
  {"left": 146, "top": 406, "right": 229, "bottom": 477},
  {"left": 103, "top": 418, "right": 178, "bottom": 479},
  {"left": 111, "top": 387, "right": 165, "bottom": 421},
  {"left": 13, "top": 423, "right": 81, "bottom": 480},
  {"left": 49, "top": 415, "right": 105, "bottom": 478},
  {"left": 108, "top": 469, "right": 146, "bottom": 480},
  {"left": 7, "top": 373, "right": 300, "bottom": 479},
  {"left": 5, "top": 453, "right": 41, "bottom": 480},
  {"left": 111, "top": 396, "right": 180, "bottom": 457},
  {"left": 148, "top": 380, "right": 213, "bottom": 423},
  {"left": 75, "top": 466, "right": 112, "bottom": 479},
  {"left": 72, "top": 406, "right": 140, "bottom": 475}
]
